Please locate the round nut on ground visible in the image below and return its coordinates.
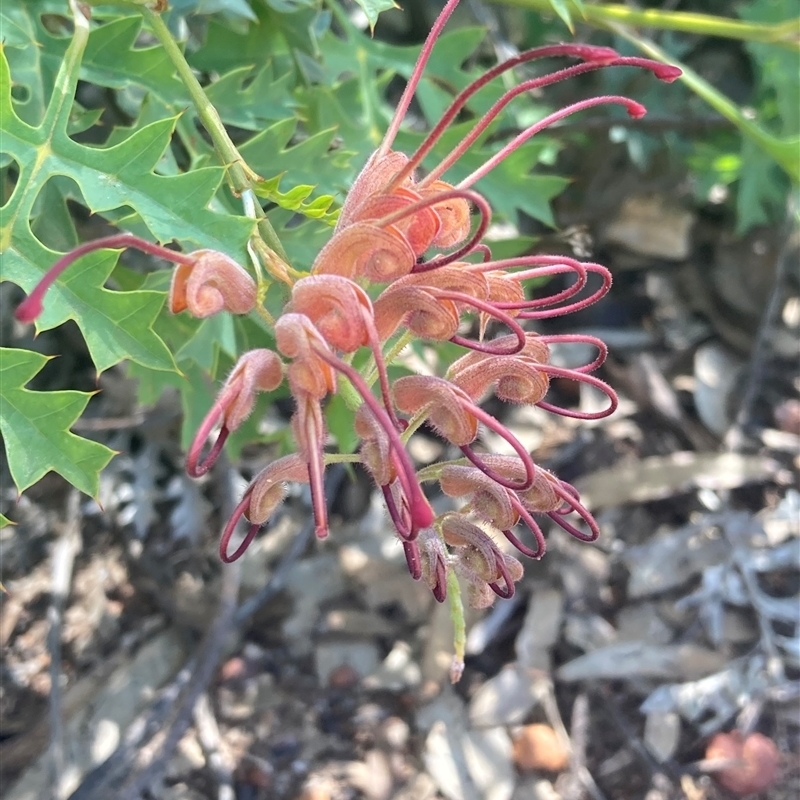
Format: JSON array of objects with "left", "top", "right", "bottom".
[
  {"left": 237, "top": 760, "right": 273, "bottom": 789},
  {"left": 512, "top": 724, "right": 569, "bottom": 772},
  {"left": 219, "top": 656, "right": 248, "bottom": 682},
  {"left": 706, "top": 731, "right": 779, "bottom": 795},
  {"left": 328, "top": 663, "right": 360, "bottom": 689},
  {"left": 775, "top": 398, "right": 800, "bottom": 434}
]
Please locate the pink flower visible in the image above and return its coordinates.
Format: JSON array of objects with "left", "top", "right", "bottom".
[
  {"left": 201, "top": 2, "right": 677, "bottom": 606},
  {"left": 15, "top": 0, "right": 681, "bottom": 610}
]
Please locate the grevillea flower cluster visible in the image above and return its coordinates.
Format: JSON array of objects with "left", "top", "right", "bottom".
[{"left": 16, "top": 0, "right": 680, "bottom": 612}]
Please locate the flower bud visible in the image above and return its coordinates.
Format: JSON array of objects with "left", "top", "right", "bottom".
[
  {"left": 355, "top": 405, "right": 397, "bottom": 486},
  {"left": 169, "top": 249, "right": 257, "bottom": 318},
  {"left": 186, "top": 349, "right": 283, "bottom": 478},
  {"left": 439, "top": 464, "right": 517, "bottom": 530},
  {"left": 247, "top": 455, "right": 309, "bottom": 525},
  {"left": 394, "top": 376, "right": 478, "bottom": 445},
  {"left": 419, "top": 180, "right": 471, "bottom": 248},
  {"left": 221, "top": 349, "right": 284, "bottom": 431},
  {"left": 418, "top": 528, "right": 448, "bottom": 602}
]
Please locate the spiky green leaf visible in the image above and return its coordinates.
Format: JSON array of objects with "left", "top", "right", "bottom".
[
  {"left": 0, "top": 348, "right": 115, "bottom": 497},
  {"left": 547, "top": 0, "right": 575, "bottom": 32},
  {"left": 351, "top": 0, "right": 398, "bottom": 32},
  {"left": 0, "top": 28, "right": 253, "bottom": 373}
]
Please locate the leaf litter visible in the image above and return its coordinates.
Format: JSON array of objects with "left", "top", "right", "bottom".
[{"left": 3, "top": 187, "right": 799, "bottom": 800}]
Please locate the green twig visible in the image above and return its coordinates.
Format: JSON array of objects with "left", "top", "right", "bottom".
[
  {"left": 487, "top": 0, "right": 799, "bottom": 178},
  {"left": 612, "top": 27, "right": 799, "bottom": 182},
  {"left": 401, "top": 405, "right": 431, "bottom": 444},
  {"left": 496, "top": 0, "right": 800, "bottom": 50},
  {"left": 336, "top": 373, "right": 364, "bottom": 413},
  {"left": 138, "top": 6, "right": 289, "bottom": 262}
]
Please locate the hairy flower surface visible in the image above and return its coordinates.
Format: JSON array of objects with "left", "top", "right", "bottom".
[
  {"left": 16, "top": 0, "right": 680, "bottom": 613},
  {"left": 169, "top": 249, "right": 257, "bottom": 318}
]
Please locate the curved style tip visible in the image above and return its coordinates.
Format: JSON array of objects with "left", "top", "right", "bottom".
[
  {"left": 14, "top": 296, "right": 43, "bottom": 324},
  {"left": 656, "top": 65, "right": 683, "bottom": 82},
  {"left": 627, "top": 101, "right": 648, "bottom": 119}
]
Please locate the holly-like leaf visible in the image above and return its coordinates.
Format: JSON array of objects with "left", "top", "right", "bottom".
[
  {"left": 203, "top": 63, "right": 295, "bottom": 130},
  {"left": 547, "top": 0, "right": 576, "bottom": 33},
  {"left": 0, "top": 24, "right": 254, "bottom": 373},
  {"left": 175, "top": 314, "right": 238, "bottom": 373},
  {"left": 736, "top": 137, "right": 789, "bottom": 233},
  {"left": 254, "top": 175, "right": 339, "bottom": 223},
  {"left": 0, "top": 348, "right": 115, "bottom": 497},
  {"left": 25, "top": 249, "right": 176, "bottom": 374},
  {"left": 75, "top": 16, "right": 297, "bottom": 134},
  {"left": 0, "top": 0, "right": 63, "bottom": 125},
  {"left": 129, "top": 358, "right": 217, "bottom": 451},
  {"left": 170, "top": 0, "right": 259, "bottom": 21},
  {"left": 319, "top": 17, "right": 500, "bottom": 126},
  {"left": 190, "top": 1, "right": 327, "bottom": 71},
  {"left": 739, "top": 0, "right": 800, "bottom": 138},
  {"left": 190, "top": 12, "right": 288, "bottom": 74},
  {"left": 0, "top": 513, "right": 13, "bottom": 528},
  {"left": 351, "top": 0, "right": 398, "bottom": 33}
]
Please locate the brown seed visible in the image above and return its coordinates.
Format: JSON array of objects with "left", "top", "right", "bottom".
[
  {"left": 775, "top": 398, "right": 800, "bottom": 435},
  {"left": 512, "top": 724, "right": 569, "bottom": 772},
  {"left": 328, "top": 663, "right": 360, "bottom": 689},
  {"left": 219, "top": 656, "right": 248, "bottom": 682},
  {"left": 706, "top": 731, "right": 780, "bottom": 795},
  {"left": 237, "top": 760, "right": 273, "bottom": 789}
]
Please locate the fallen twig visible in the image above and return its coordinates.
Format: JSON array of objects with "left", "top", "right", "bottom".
[
  {"left": 72, "top": 407, "right": 180, "bottom": 432},
  {"left": 725, "top": 219, "right": 799, "bottom": 452},
  {"left": 193, "top": 692, "right": 235, "bottom": 800},
  {"left": 566, "top": 693, "right": 606, "bottom": 800},
  {"left": 593, "top": 685, "right": 683, "bottom": 790},
  {"left": 48, "top": 489, "right": 82, "bottom": 800},
  {"left": 562, "top": 693, "right": 587, "bottom": 800},
  {"left": 537, "top": 679, "right": 607, "bottom": 800}
]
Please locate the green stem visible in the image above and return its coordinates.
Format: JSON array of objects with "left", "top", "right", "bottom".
[
  {"left": 2, "top": 0, "right": 91, "bottom": 238},
  {"left": 364, "top": 330, "right": 414, "bottom": 388},
  {"left": 139, "top": 6, "right": 289, "bottom": 262},
  {"left": 383, "top": 329, "right": 414, "bottom": 371},
  {"left": 329, "top": 0, "right": 384, "bottom": 146},
  {"left": 324, "top": 453, "right": 363, "bottom": 464},
  {"left": 401, "top": 405, "right": 431, "bottom": 444},
  {"left": 496, "top": 0, "right": 800, "bottom": 50},
  {"left": 50, "top": 2, "right": 91, "bottom": 135},
  {"left": 613, "top": 27, "right": 799, "bottom": 181},
  {"left": 337, "top": 374, "right": 363, "bottom": 412},
  {"left": 446, "top": 566, "right": 466, "bottom": 683},
  {"left": 415, "top": 457, "right": 470, "bottom": 484}
]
